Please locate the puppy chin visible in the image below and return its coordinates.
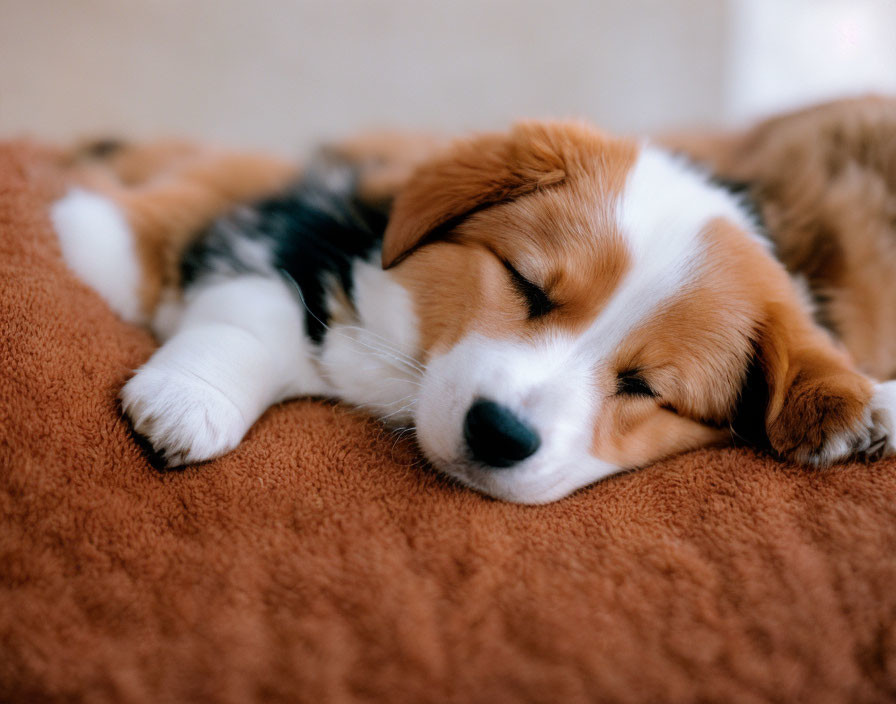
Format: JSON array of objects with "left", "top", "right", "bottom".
[
  {"left": 476, "top": 463, "right": 622, "bottom": 504},
  {"left": 415, "top": 438, "right": 623, "bottom": 504}
]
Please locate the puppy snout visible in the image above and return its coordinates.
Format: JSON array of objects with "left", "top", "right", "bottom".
[{"left": 463, "top": 399, "right": 541, "bottom": 468}]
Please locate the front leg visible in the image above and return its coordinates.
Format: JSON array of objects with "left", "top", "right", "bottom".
[{"left": 122, "top": 275, "right": 326, "bottom": 466}]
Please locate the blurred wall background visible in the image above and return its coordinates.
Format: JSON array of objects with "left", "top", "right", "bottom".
[{"left": 1, "top": 0, "right": 894, "bottom": 154}]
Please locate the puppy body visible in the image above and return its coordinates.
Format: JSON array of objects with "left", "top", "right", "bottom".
[{"left": 52, "top": 98, "right": 896, "bottom": 503}]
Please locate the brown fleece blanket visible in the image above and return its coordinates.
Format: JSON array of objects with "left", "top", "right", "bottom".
[{"left": 3, "top": 140, "right": 896, "bottom": 704}]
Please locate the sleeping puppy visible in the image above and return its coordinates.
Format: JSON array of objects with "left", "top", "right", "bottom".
[{"left": 52, "top": 97, "right": 896, "bottom": 503}]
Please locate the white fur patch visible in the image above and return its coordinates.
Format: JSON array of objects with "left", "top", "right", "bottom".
[
  {"left": 121, "top": 348, "right": 252, "bottom": 466},
  {"left": 621, "top": 145, "right": 755, "bottom": 250},
  {"left": 320, "top": 259, "right": 422, "bottom": 424},
  {"left": 415, "top": 333, "right": 615, "bottom": 504},
  {"left": 124, "top": 275, "right": 327, "bottom": 465},
  {"left": 125, "top": 250, "right": 421, "bottom": 466},
  {"left": 51, "top": 188, "right": 143, "bottom": 323},
  {"left": 584, "top": 146, "right": 723, "bottom": 356},
  {"left": 411, "top": 144, "right": 765, "bottom": 503}
]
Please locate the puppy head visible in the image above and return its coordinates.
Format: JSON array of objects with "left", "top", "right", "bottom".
[{"left": 384, "top": 122, "right": 873, "bottom": 503}]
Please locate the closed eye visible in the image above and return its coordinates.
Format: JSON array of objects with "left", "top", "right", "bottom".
[
  {"left": 503, "top": 261, "right": 555, "bottom": 318},
  {"left": 616, "top": 370, "right": 657, "bottom": 397}
]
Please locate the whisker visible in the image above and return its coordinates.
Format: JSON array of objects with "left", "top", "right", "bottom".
[
  {"left": 333, "top": 335, "right": 425, "bottom": 374},
  {"left": 330, "top": 324, "right": 424, "bottom": 370},
  {"left": 379, "top": 393, "right": 418, "bottom": 409},
  {"left": 380, "top": 377, "right": 424, "bottom": 387},
  {"left": 279, "top": 267, "right": 425, "bottom": 374},
  {"left": 380, "top": 401, "right": 418, "bottom": 421},
  {"left": 316, "top": 343, "right": 422, "bottom": 377},
  {"left": 279, "top": 268, "right": 425, "bottom": 373},
  {"left": 389, "top": 425, "right": 419, "bottom": 454}
]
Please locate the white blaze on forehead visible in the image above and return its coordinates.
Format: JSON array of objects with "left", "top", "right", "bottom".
[{"left": 584, "top": 144, "right": 754, "bottom": 355}]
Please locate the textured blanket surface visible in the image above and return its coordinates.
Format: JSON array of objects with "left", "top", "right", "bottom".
[{"left": 2, "top": 141, "right": 896, "bottom": 703}]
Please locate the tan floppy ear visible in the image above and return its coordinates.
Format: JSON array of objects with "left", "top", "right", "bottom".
[
  {"left": 381, "top": 122, "right": 575, "bottom": 268},
  {"left": 733, "top": 300, "right": 873, "bottom": 464}
]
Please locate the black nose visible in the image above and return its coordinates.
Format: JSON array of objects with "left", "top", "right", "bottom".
[{"left": 463, "top": 399, "right": 541, "bottom": 468}]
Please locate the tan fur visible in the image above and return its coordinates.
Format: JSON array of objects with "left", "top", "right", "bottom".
[
  {"left": 60, "top": 134, "right": 450, "bottom": 318},
  {"left": 386, "top": 114, "right": 881, "bottom": 467},
  {"left": 592, "top": 214, "right": 873, "bottom": 467},
  {"left": 62, "top": 139, "right": 298, "bottom": 316},
  {"left": 661, "top": 95, "right": 896, "bottom": 381},
  {"left": 323, "top": 131, "right": 450, "bottom": 206},
  {"left": 390, "top": 123, "right": 636, "bottom": 352},
  {"left": 592, "top": 405, "right": 728, "bottom": 469},
  {"left": 388, "top": 123, "right": 745, "bottom": 469},
  {"left": 382, "top": 122, "right": 593, "bottom": 268},
  {"left": 613, "top": 222, "right": 760, "bottom": 422}
]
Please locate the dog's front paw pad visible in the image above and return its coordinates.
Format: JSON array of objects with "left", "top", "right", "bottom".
[{"left": 120, "top": 366, "right": 250, "bottom": 467}]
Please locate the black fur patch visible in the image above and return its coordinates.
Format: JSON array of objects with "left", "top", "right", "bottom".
[
  {"left": 730, "top": 340, "right": 773, "bottom": 450},
  {"left": 181, "top": 160, "right": 389, "bottom": 343},
  {"left": 81, "top": 138, "right": 127, "bottom": 159}
]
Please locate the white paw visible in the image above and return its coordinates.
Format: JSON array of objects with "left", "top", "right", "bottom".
[
  {"left": 812, "top": 380, "right": 896, "bottom": 465},
  {"left": 121, "top": 365, "right": 251, "bottom": 467},
  {"left": 866, "top": 381, "right": 896, "bottom": 459}
]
